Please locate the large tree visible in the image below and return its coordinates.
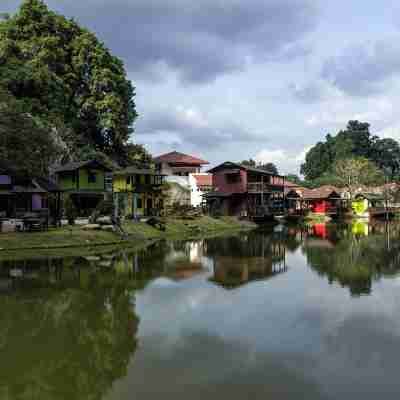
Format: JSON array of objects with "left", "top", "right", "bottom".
[
  {"left": 0, "top": 88, "right": 62, "bottom": 176},
  {"left": 0, "top": 0, "right": 137, "bottom": 158},
  {"left": 334, "top": 157, "right": 385, "bottom": 199},
  {"left": 301, "top": 120, "right": 400, "bottom": 181}
]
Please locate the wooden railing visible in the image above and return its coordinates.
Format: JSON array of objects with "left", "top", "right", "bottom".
[{"left": 247, "top": 183, "right": 273, "bottom": 193}]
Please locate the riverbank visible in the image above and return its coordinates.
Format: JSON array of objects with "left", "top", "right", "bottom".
[{"left": 0, "top": 216, "right": 256, "bottom": 253}]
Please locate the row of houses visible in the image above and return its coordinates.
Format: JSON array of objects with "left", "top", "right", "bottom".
[
  {"left": 0, "top": 152, "right": 214, "bottom": 226},
  {"left": 2, "top": 151, "right": 399, "bottom": 229},
  {"left": 285, "top": 183, "right": 400, "bottom": 218}
]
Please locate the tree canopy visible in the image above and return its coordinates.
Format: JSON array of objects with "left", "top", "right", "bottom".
[
  {"left": 241, "top": 159, "right": 279, "bottom": 174},
  {"left": 0, "top": 88, "right": 62, "bottom": 176},
  {"left": 0, "top": 0, "right": 138, "bottom": 165},
  {"left": 334, "top": 157, "right": 385, "bottom": 198},
  {"left": 301, "top": 120, "right": 400, "bottom": 181}
]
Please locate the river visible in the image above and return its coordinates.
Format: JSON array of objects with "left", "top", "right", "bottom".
[{"left": 1, "top": 220, "right": 400, "bottom": 399}]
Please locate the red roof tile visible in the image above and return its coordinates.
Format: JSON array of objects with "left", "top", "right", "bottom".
[
  {"left": 192, "top": 174, "right": 212, "bottom": 187},
  {"left": 154, "top": 151, "right": 209, "bottom": 165}
]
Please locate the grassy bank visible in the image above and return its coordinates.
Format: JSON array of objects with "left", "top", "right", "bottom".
[
  {"left": 123, "top": 216, "right": 256, "bottom": 240},
  {"left": 0, "top": 216, "right": 256, "bottom": 253}
]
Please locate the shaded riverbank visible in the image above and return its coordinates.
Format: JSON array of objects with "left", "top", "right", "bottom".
[{"left": 0, "top": 216, "right": 256, "bottom": 253}]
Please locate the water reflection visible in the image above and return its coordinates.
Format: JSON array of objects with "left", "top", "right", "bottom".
[
  {"left": 0, "top": 254, "right": 139, "bottom": 400},
  {"left": 291, "top": 221, "right": 400, "bottom": 296},
  {"left": 206, "top": 231, "right": 288, "bottom": 289},
  {"left": 1, "top": 222, "right": 400, "bottom": 399}
]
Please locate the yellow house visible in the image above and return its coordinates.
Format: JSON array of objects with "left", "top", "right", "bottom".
[{"left": 113, "top": 167, "right": 165, "bottom": 217}]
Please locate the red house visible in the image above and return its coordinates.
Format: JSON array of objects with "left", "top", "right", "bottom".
[
  {"left": 205, "top": 162, "right": 285, "bottom": 219},
  {"left": 286, "top": 185, "right": 342, "bottom": 215}
]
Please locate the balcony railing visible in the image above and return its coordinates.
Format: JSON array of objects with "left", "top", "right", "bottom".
[{"left": 247, "top": 182, "right": 274, "bottom": 193}]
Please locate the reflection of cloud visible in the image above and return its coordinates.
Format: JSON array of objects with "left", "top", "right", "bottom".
[
  {"left": 110, "top": 331, "right": 324, "bottom": 400},
  {"left": 130, "top": 246, "right": 400, "bottom": 399}
]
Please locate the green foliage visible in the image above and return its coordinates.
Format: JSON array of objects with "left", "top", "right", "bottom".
[
  {"left": 259, "top": 162, "right": 278, "bottom": 174},
  {"left": 286, "top": 174, "right": 303, "bottom": 185},
  {"left": 0, "top": 88, "right": 62, "bottom": 176},
  {"left": 241, "top": 159, "right": 257, "bottom": 167},
  {"left": 0, "top": 0, "right": 137, "bottom": 158},
  {"left": 241, "top": 159, "right": 279, "bottom": 174},
  {"left": 303, "top": 173, "right": 344, "bottom": 189},
  {"left": 301, "top": 120, "right": 400, "bottom": 181},
  {"left": 334, "top": 157, "right": 385, "bottom": 198}
]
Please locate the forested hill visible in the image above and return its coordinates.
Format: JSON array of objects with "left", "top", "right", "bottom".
[
  {"left": 0, "top": 0, "right": 149, "bottom": 176},
  {"left": 301, "top": 121, "right": 400, "bottom": 182}
]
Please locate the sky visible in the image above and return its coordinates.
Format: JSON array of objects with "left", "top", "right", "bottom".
[{"left": 4, "top": 0, "right": 400, "bottom": 174}]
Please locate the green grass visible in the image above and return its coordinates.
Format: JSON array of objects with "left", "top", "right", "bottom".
[
  {"left": 0, "top": 216, "right": 255, "bottom": 253},
  {"left": 0, "top": 226, "right": 126, "bottom": 252},
  {"left": 123, "top": 216, "right": 256, "bottom": 240}
]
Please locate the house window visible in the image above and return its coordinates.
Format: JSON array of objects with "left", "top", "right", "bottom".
[
  {"left": 126, "top": 176, "right": 131, "bottom": 185},
  {"left": 88, "top": 172, "right": 97, "bottom": 183},
  {"left": 145, "top": 175, "right": 151, "bottom": 184},
  {"left": 137, "top": 197, "right": 143, "bottom": 209},
  {"left": 226, "top": 173, "right": 241, "bottom": 184}
]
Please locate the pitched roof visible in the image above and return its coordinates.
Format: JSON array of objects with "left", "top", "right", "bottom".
[
  {"left": 301, "top": 185, "right": 342, "bottom": 200},
  {"left": 192, "top": 174, "right": 212, "bottom": 187},
  {"left": 53, "top": 160, "right": 112, "bottom": 173},
  {"left": 208, "top": 161, "right": 284, "bottom": 177},
  {"left": 34, "top": 177, "right": 62, "bottom": 192},
  {"left": 154, "top": 151, "right": 209, "bottom": 166}
]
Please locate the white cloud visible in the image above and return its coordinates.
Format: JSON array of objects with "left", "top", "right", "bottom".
[{"left": 254, "top": 147, "right": 310, "bottom": 174}]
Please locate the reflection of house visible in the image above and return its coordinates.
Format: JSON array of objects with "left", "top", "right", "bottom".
[
  {"left": 286, "top": 186, "right": 342, "bottom": 216},
  {"left": 53, "top": 160, "right": 112, "bottom": 215},
  {"left": 211, "top": 255, "right": 287, "bottom": 289},
  {"left": 113, "top": 167, "right": 165, "bottom": 217},
  {"left": 206, "top": 162, "right": 285, "bottom": 218},
  {"left": 154, "top": 151, "right": 210, "bottom": 207},
  {"left": 0, "top": 160, "right": 62, "bottom": 222}
]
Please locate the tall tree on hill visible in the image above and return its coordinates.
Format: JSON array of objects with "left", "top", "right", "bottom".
[
  {"left": 0, "top": 0, "right": 137, "bottom": 158},
  {"left": 371, "top": 138, "right": 400, "bottom": 180},
  {"left": 301, "top": 120, "right": 400, "bottom": 181},
  {"left": 334, "top": 158, "right": 385, "bottom": 200}
]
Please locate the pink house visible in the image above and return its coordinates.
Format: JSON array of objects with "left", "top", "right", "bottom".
[{"left": 205, "top": 162, "right": 285, "bottom": 218}]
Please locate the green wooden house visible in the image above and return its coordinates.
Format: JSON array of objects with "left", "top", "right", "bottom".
[
  {"left": 352, "top": 193, "right": 384, "bottom": 218},
  {"left": 53, "top": 160, "right": 112, "bottom": 215}
]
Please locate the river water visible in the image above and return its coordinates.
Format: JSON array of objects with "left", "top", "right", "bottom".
[{"left": 1, "top": 220, "right": 400, "bottom": 399}]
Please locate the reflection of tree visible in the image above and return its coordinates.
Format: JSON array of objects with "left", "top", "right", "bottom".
[
  {"left": 0, "top": 258, "right": 139, "bottom": 400},
  {"left": 303, "top": 223, "right": 400, "bottom": 296}
]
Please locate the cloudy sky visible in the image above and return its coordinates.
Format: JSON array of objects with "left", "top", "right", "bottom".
[{"left": 4, "top": 1, "right": 400, "bottom": 173}]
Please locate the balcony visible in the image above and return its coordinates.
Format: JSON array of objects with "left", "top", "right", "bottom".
[{"left": 247, "top": 182, "right": 273, "bottom": 193}]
